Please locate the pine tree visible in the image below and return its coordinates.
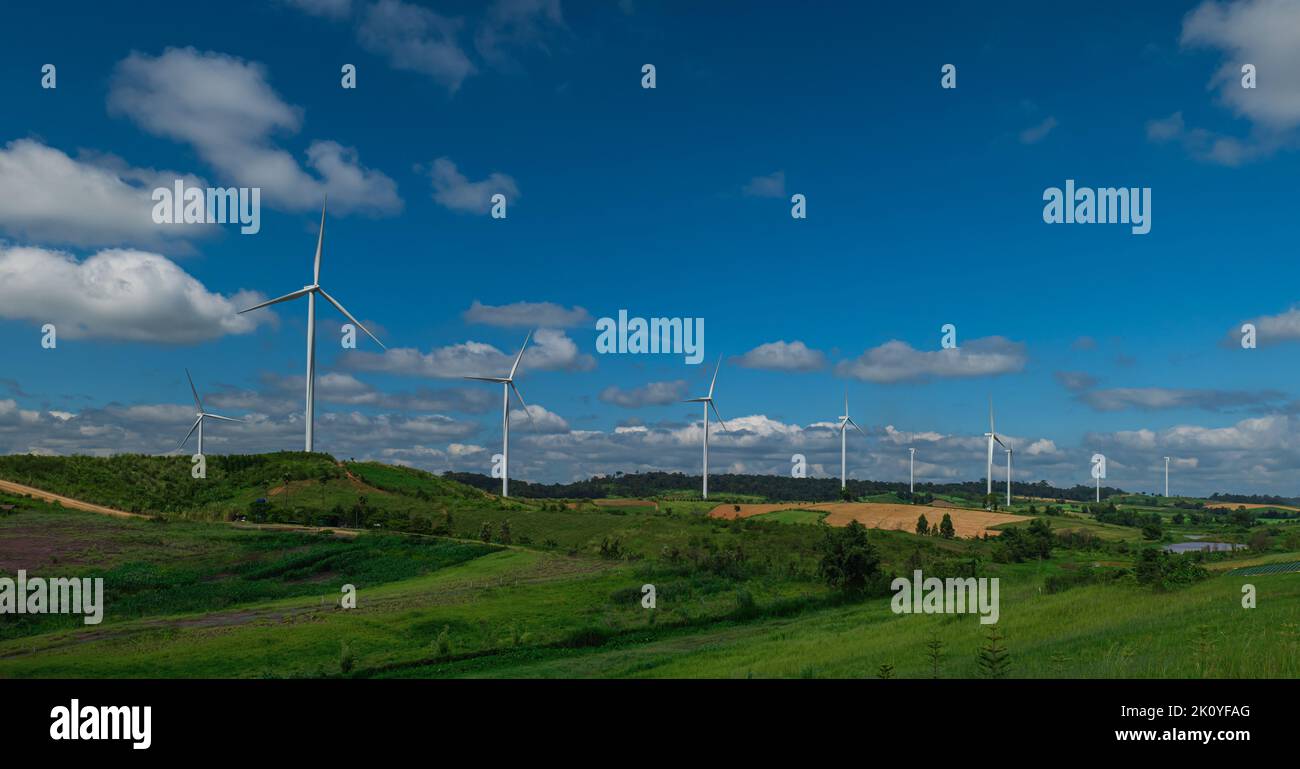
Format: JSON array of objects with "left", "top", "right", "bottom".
[
  {"left": 926, "top": 637, "right": 944, "bottom": 678},
  {"left": 976, "top": 626, "right": 1010, "bottom": 678},
  {"left": 915, "top": 513, "right": 929, "bottom": 535},
  {"left": 939, "top": 513, "right": 956, "bottom": 539}
]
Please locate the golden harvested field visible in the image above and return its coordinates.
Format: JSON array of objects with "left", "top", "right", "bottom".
[
  {"left": 708, "top": 502, "right": 1030, "bottom": 537},
  {"left": 1204, "top": 502, "right": 1300, "bottom": 512}
]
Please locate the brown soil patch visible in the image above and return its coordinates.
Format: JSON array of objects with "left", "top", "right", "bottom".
[
  {"left": 709, "top": 502, "right": 1030, "bottom": 538},
  {"left": 0, "top": 479, "right": 144, "bottom": 519}
]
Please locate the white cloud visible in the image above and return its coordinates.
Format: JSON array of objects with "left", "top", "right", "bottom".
[
  {"left": 108, "top": 47, "right": 401, "bottom": 215},
  {"left": 742, "top": 170, "right": 785, "bottom": 198},
  {"left": 1149, "top": 0, "right": 1300, "bottom": 164},
  {"left": 1079, "top": 387, "right": 1284, "bottom": 412},
  {"left": 345, "top": 327, "right": 594, "bottom": 378},
  {"left": 732, "top": 340, "right": 826, "bottom": 372},
  {"left": 462, "top": 299, "right": 590, "bottom": 328},
  {"left": 599, "top": 380, "right": 687, "bottom": 408},
  {"left": 1229, "top": 305, "right": 1300, "bottom": 346},
  {"left": 835, "top": 336, "right": 1027, "bottom": 383},
  {"left": 0, "top": 246, "right": 271, "bottom": 343},
  {"left": 0, "top": 140, "right": 213, "bottom": 249},
  {"left": 426, "top": 157, "right": 519, "bottom": 214},
  {"left": 358, "top": 0, "right": 476, "bottom": 91}
]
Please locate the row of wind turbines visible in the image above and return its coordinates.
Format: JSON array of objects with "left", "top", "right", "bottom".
[{"left": 173, "top": 202, "right": 1179, "bottom": 504}]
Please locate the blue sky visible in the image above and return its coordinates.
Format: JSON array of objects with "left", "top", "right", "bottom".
[{"left": 1, "top": 0, "right": 1299, "bottom": 494}]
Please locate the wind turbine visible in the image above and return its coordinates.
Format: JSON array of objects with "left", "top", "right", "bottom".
[
  {"left": 984, "top": 396, "right": 1007, "bottom": 505},
  {"left": 685, "top": 356, "right": 727, "bottom": 499},
  {"left": 465, "top": 332, "right": 532, "bottom": 497},
  {"left": 238, "top": 200, "right": 385, "bottom": 452},
  {"left": 835, "top": 391, "right": 867, "bottom": 491},
  {"left": 1005, "top": 447, "right": 1013, "bottom": 508},
  {"left": 909, "top": 447, "right": 916, "bottom": 494},
  {"left": 176, "top": 369, "right": 242, "bottom": 455},
  {"left": 1163, "top": 456, "right": 1170, "bottom": 497}
]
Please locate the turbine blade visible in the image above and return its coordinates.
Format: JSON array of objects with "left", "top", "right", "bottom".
[
  {"left": 508, "top": 331, "right": 532, "bottom": 380},
  {"left": 185, "top": 368, "right": 202, "bottom": 411},
  {"left": 988, "top": 395, "right": 995, "bottom": 434},
  {"left": 510, "top": 382, "right": 532, "bottom": 422},
  {"left": 709, "top": 400, "right": 728, "bottom": 432},
  {"left": 848, "top": 417, "right": 866, "bottom": 436},
  {"left": 994, "top": 435, "right": 1007, "bottom": 449},
  {"left": 176, "top": 416, "right": 201, "bottom": 452},
  {"left": 238, "top": 287, "right": 312, "bottom": 314},
  {"left": 317, "top": 288, "right": 385, "bottom": 349},
  {"left": 683, "top": 396, "right": 709, "bottom": 403},
  {"left": 708, "top": 355, "right": 722, "bottom": 398},
  {"left": 314, "top": 198, "right": 326, "bottom": 284},
  {"left": 203, "top": 413, "right": 243, "bottom": 423},
  {"left": 465, "top": 376, "right": 509, "bottom": 383}
]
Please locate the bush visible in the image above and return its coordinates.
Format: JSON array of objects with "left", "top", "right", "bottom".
[
  {"left": 816, "top": 520, "right": 882, "bottom": 593},
  {"left": 1135, "top": 548, "right": 1207, "bottom": 590}
]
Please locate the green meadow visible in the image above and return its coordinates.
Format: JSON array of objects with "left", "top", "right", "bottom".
[{"left": 1, "top": 453, "right": 1297, "bottom": 679}]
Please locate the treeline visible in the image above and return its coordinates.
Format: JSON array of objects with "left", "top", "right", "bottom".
[
  {"left": 443, "top": 471, "right": 1126, "bottom": 503},
  {"left": 1207, "top": 491, "right": 1300, "bottom": 506}
]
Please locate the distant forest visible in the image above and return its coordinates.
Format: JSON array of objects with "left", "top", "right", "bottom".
[
  {"left": 441, "top": 471, "right": 1128, "bottom": 503},
  {"left": 1207, "top": 492, "right": 1300, "bottom": 507}
]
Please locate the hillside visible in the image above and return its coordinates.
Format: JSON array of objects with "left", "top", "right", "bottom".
[
  {"left": 444, "top": 470, "right": 1129, "bottom": 503},
  {"left": 0, "top": 453, "right": 503, "bottom": 529}
]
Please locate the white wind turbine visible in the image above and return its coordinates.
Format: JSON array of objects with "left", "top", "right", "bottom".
[
  {"left": 984, "top": 396, "right": 1007, "bottom": 506},
  {"left": 685, "top": 356, "right": 728, "bottom": 499},
  {"left": 176, "top": 369, "right": 242, "bottom": 455},
  {"left": 238, "top": 200, "right": 385, "bottom": 452},
  {"left": 835, "top": 391, "right": 867, "bottom": 491},
  {"left": 1163, "top": 456, "right": 1171, "bottom": 497},
  {"left": 909, "top": 447, "right": 916, "bottom": 494},
  {"left": 465, "top": 332, "right": 533, "bottom": 498},
  {"left": 1005, "top": 447, "right": 1013, "bottom": 508}
]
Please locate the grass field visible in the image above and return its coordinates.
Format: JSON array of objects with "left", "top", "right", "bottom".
[{"left": 2, "top": 454, "right": 1298, "bottom": 679}]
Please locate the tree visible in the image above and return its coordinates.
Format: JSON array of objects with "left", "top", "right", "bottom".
[
  {"left": 915, "top": 513, "right": 930, "bottom": 535},
  {"left": 479, "top": 521, "right": 493, "bottom": 543},
  {"left": 976, "top": 626, "right": 1010, "bottom": 678},
  {"left": 498, "top": 519, "right": 512, "bottom": 545},
  {"left": 817, "top": 520, "right": 881, "bottom": 592},
  {"left": 939, "top": 513, "right": 956, "bottom": 539},
  {"left": 840, "top": 487, "right": 854, "bottom": 502},
  {"left": 926, "top": 637, "right": 945, "bottom": 678}
]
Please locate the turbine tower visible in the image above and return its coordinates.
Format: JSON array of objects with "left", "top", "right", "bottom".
[
  {"left": 684, "top": 356, "right": 727, "bottom": 499},
  {"left": 835, "top": 391, "right": 866, "bottom": 490},
  {"left": 909, "top": 447, "right": 916, "bottom": 494},
  {"left": 465, "top": 332, "right": 533, "bottom": 498},
  {"left": 1005, "top": 447, "right": 1013, "bottom": 508},
  {"left": 1163, "top": 456, "right": 1170, "bottom": 497},
  {"left": 238, "top": 200, "right": 386, "bottom": 452},
  {"left": 176, "top": 369, "right": 242, "bottom": 455},
  {"left": 984, "top": 396, "right": 1007, "bottom": 504}
]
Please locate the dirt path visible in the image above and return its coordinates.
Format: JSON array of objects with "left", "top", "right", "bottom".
[{"left": 0, "top": 479, "right": 146, "bottom": 519}]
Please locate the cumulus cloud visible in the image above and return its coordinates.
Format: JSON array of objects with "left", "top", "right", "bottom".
[
  {"left": 1149, "top": 0, "right": 1300, "bottom": 164},
  {"left": 345, "top": 327, "right": 594, "bottom": 378},
  {"left": 836, "top": 336, "right": 1027, "bottom": 383},
  {"left": 108, "top": 47, "right": 401, "bottom": 215},
  {"left": 732, "top": 340, "right": 826, "bottom": 372},
  {"left": 1226, "top": 305, "right": 1300, "bottom": 346},
  {"left": 742, "top": 170, "right": 785, "bottom": 198},
  {"left": 426, "top": 157, "right": 519, "bottom": 214},
  {"left": 358, "top": 0, "right": 476, "bottom": 91},
  {"left": 0, "top": 246, "right": 271, "bottom": 343},
  {"left": 599, "top": 380, "right": 688, "bottom": 408},
  {"left": 208, "top": 372, "right": 497, "bottom": 415},
  {"left": 463, "top": 300, "right": 590, "bottom": 328},
  {"left": 0, "top": 140, "right": 215, "bottom": 249}
]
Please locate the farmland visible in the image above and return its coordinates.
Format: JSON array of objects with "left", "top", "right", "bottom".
[{"left": 1, "top": 454, "right": 1298, "bottom": 679}]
